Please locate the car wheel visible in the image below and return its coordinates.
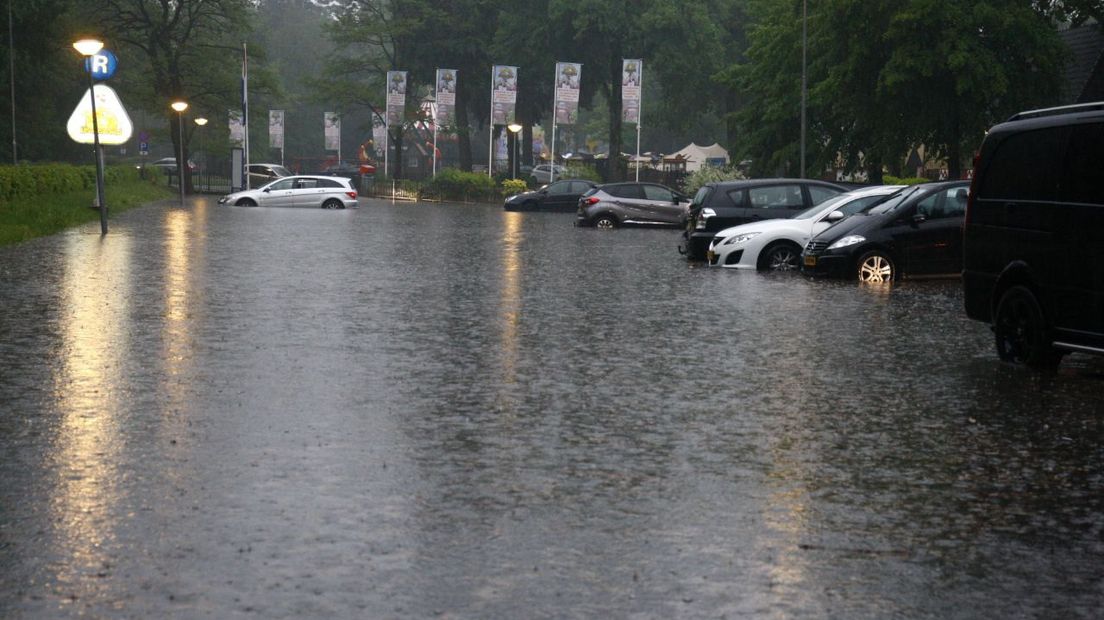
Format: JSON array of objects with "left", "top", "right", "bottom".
[
  {"left": 322, "top": 199, "right": 342, "bottom": 210},
  {"left": 758, "top": 242, "right": 802, "bottom": 271},
  {"left": 594, "top": 214, "right": 618, "bottom": 229},
  {"left": 856, "top": 251, "right": 894, "bottom": 283},
  {"left": 994, "top": 286, "right": 1062, "bottom": 369},
  {"left": 236, "top": 198, "right": 257, "bottom": 207}
]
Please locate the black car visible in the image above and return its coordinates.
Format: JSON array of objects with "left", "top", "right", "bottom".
[
  {"left": 504, "top": 179, "right": 597, "bottom": 212},
  {"left": 801, "top": 181, "right": 970, "bottom": 282},
  {"left": 679, "top": 178, "right": 847, "bottom": 260},
  {"left": 963, "top": 101, "right": 1104, "bottom": 368}
]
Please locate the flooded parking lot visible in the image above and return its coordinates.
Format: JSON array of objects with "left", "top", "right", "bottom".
[{"left": 1, "top": 197, "right": 1102, "bottom": 618}]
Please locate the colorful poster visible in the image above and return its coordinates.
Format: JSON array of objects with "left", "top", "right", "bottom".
[
  {"left": 325, "top": 112, "right": 340, "bottom": 151},
  {"left": 387, "top": 71, "right": 407, "bottom": 125},
  {"left": 622, "top": 59, "right": 643, "bottom": 124},
  {"left": 491, "top": 65, "right": 518, "bottom": 125},
  {"left": 229, "top": 110, "right": 244, "bottom": 145},
  {"left": 269, "top": 110, "right": 284, "bottom": 149},
  {"left": 436, "top": 69, "right": 457, "bottom": 126},
  {"left": 554, "top": 62, "right": 582, "bottom": 124},
  {"left": 372, "top": 119, "right": 387, "bottom": 158}
]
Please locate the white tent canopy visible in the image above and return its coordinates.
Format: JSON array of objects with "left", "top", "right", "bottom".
[{"left": 667, "top": 142, "right": 730, "bottom": 172}]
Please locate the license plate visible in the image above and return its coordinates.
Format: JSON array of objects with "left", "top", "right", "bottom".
[{"left": 804, "top": 255, "right": 817, "bottom": 267}]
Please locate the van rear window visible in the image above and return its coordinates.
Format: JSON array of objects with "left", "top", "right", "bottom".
[
  {"left": 978, "top": 126, "right": 1068, "bottom": 202},
  {"left": 1063, "top": 122, "right": 1104, "bottom": 206}
]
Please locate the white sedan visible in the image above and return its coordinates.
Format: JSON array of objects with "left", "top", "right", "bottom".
[
  {"left": 707, "top": 185, "right": 904, "bottom": 270},
  {"left": 218, "top": 175, "right": 358, "bottom": 209}
]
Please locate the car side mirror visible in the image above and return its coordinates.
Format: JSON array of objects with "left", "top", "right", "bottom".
[
  {"left": 539, "top": 189, "right": 548, "bottom": 195},
  {"left": 912, "top": 213, "right": 926, "bottom": 224},
  {"left": 826, "top": 210, "right": 844, "bottom": 222},
  {"left": 263, "top": 188, "right": 270, "bottom": 193}
]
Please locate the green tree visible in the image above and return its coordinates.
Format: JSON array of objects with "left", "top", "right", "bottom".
[{"left": 81, "top": 0, "right": 269, "bottom": 191}]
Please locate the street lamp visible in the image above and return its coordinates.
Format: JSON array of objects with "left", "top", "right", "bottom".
[
  {"left": 194, "top": 117, "right": 207, "bottom": 192},
  {"left": 170, "top": 100, "right": 188, "bottom": 207},
  {"left": 507, "top": 123, "right": 522, "bottom": 180},
  {"left": 73, "top": 37, "right": 107, "bottom": 234}
]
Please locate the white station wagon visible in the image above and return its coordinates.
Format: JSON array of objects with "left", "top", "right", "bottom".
[{"left": 219, "top": 175, "right": 358, "bottom": 209}]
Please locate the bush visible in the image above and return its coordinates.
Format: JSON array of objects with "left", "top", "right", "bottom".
[
  {"left": 883, "top": 175, "right": 929, "bottom": 186},
  {"left": 424, "top": 168, "right": 496, "bottom": 201},
  {"left": 0, "top": 163, "right": 146, "bottom": 203},
  {"left": 683, "top": 165, "right": 746, "bottom": 195},
  {"left": 501, "top": 178, "right": 528, "bottom": 196}
]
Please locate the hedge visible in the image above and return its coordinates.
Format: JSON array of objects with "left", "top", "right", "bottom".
[{"left": 0, "top": 164, "right": 142, "bottom": 202}]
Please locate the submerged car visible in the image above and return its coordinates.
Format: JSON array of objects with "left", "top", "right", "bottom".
[
  {"left": 504, "top": 179, "right": 597, "bottom": 212},
  {"left": 707, "top": 185, "right": 904, "bottom": 270},
  {"left": 801, "top": 181, "right": 970, "bottom": 282},
  {"left": 218, "top": 175, "right": 358, "bottom": 209},
  {"left": 575, "top": 182, "right": 691, "bottom": 228},
  {"left": 680, "top": 179, "right": 847, "bottom": 260}
]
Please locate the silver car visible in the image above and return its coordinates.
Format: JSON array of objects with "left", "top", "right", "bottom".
[
  {"left": 575, "top": 182, "right": 691, "bottom": 228},
  {"left": 219, "top": 175, "right": 358, "bottom": 209}
]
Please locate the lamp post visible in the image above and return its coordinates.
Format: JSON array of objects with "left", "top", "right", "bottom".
[
  {"left": 194, "top": 117, "right": 207, "bottom": 192},
  {"left": 73, "top": 37, "right": 107, "bottom": 234},
  {"left": 170, "top": 100, "right": 188, "bottom": 207},
  {"left": 507, "top": 123, "right": 522, "bottom": 179}
]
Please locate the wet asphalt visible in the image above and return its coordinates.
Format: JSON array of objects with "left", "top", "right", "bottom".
[{"left": 1, "top": 196, "right": 1102, "bottom": 619}]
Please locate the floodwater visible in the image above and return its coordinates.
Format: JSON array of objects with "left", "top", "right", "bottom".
[{"left": 1, "top": 196, "right": 1102, "bottom": 619}]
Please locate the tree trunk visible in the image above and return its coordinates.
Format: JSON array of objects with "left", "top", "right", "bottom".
[
  {"left": 392, "top": 127, "right": 404, "bottom": 180},
  {"left": 456, "top": 96, "right": 472, "bottom": 172},
  {"left": 607, "top": 50, "right": 623, "bottom": 183}
]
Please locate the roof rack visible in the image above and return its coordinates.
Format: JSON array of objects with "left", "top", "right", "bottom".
[{"left": 1007, "top": 101, "right": 1104, "bottom": 122}]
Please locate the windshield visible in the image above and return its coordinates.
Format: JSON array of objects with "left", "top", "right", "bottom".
[
  {"left": 690, "top": 186, "right": 713, "bottom": 208},
  {"left": 867, "top": 185, "right": 922, "bottom": 215},
  {"left": 792, "top": 192, "right": 854, "bottom": 220},
  {"left": 271, "top": 165, "right": 292, "bottom": 176}
]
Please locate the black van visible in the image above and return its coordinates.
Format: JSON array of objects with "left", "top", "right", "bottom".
[{"left": 963, "top": 102, "right": 1104, "bottom": 367}]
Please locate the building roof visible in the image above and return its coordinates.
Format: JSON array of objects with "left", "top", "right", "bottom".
[{"left": 1060, "top": 22, "right": 1104, "bottom": 103}]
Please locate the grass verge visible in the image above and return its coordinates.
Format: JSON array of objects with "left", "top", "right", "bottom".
[{"left": 0, "top": 178, "right": 173, "bottom": 247}]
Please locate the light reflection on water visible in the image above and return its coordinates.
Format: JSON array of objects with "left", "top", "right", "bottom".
[{"left": 0, "top": 199, "right": 1101, "bottom": 618}]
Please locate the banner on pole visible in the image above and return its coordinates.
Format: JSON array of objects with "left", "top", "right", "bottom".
[
  {"left": 554, "top": 62, "right": 582, "bottom": 124},
  {"left": 491, "top": 65, "right": 518, "bottom": 125},
  {"left": 269, "top": 110, "right": 284, "bottom": 149},
  {"left": 387, "top": 71, "right": 407, "bottom": 125},
  {"left": 229, "top": 110, "right": 244, "bottom": 145},
  {"left": 622, "top": 59, "right": 643, "bottom": 124},
  {"left": 325, "top": 112, "right": 340, "bottom": 151},
  {"left": 436, "top": 69, "right": 457, "bottom": 126}
]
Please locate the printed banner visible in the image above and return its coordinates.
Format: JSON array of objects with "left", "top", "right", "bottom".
[
  {"left": 387, "top": 71, "right": 407, "bottom": 125},
  {"left": 229, "top": 110, "right": 244, "bottom": 145},
  {"left": 269, "top": 110, "right": 284, "bottom": 149},
  {"left": 436, "top": 69, "right": 457, "bottom": 126},
  {"left": 373, "top": 119, "right": 387, "bottom": 159},
  {"left": 491, "top": 65, "right": 518, "bottom": 125},
  {"left": 622, "top": 59, "right": 643, "bottom": 124},
  {"left": 554, "top": 62, "right": 582, "bottom": 124},
  {"left": 325, "top": 112, "right": 340, "bottom": 151}
]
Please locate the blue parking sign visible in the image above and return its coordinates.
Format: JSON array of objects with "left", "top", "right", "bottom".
[{"left": 85, "top": 50, "right": 118, "bottom": 80}]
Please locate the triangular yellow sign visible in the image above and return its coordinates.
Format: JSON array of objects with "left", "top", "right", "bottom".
[{"left": 67, "top": 84, "right": 134, "bottom": 146}]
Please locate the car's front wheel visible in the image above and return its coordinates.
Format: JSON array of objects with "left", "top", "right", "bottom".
[
  {"left": 857, "top": 251, "right": 894, "bottom": 282},
  {"left": 758, "top": 242, "right": 801, "bottom": 271},
  {"left": 994, "top": 285, "right": 1062, "bottom": 369},
  {"left": 236, "top": 198, "right": 257, "bottom": 207}
]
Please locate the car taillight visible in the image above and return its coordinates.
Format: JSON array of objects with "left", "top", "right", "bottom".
[
  {"left": 346, "top": 191, "right": 357, "bottom": 200},
  {"left": 585, "top": 197, "right": 600, "bottom": 205}
]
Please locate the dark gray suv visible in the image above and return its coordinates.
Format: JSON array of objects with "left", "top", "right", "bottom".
[
  {"left": 964, "top": 101, "right": 1104, "bottom": 368},
  {"left": 575, "top": 182, "right": 691, "bottom": 228}
]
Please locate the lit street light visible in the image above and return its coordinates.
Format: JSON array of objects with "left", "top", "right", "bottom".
[
  {"left": 507, "top": 123, "right": 522, "bottom": 180},
  {"left": 171, "top": 100, "right": 188, "bottom": 207},
  {"left": 194, "top": 117, "right": 207, "bottom": 192},
  {"left": 73, "top": 37, "right": 107, "bottom": 234}
]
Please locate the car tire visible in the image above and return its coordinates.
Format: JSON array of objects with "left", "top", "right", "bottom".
[
  {"left": 993, "top": 285, "right": 1062, "bottom": 369},
  {"left": 594, "top": 214, "right": 618, "bottom": 229},
  {"left": 758, "top": 242, "right": 802, "bottom": 271},
  {"left": 322, "top": 199, "right": 342, "bottom": 210},
  {"left": 236, "top": 198, "right": 257, "bottom": 207},
  {"left": 856, "top": 251, "right": 894, "bottom": 283}
]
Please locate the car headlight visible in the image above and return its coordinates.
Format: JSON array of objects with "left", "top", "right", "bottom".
[
  {"left": 723, "top": 231, "right": 760, "bottom": 246},
  {"left": 694, "top": 208, "right": 716, "bottom": 230},
  {"left": 827, "top": 234, "right": 866, "bottom": 250}
]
